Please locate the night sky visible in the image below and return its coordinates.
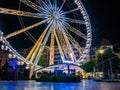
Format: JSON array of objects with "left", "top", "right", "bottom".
[
  {"left": 0, "top": 0, "right": 120, "bottom": 51},
  {"left": 82, "top": 0, "right": 120, "bottom": 46}
]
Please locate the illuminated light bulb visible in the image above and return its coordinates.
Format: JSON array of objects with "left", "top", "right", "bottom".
[
  {"left": 87, "top": 27, "right": 90, "bottom": 30},
  {"left": 80, "top": 59, "right": 84, "bottom": 62},
  {"left": 84, "top": 16, "right": 87, "bottom": 19},
  {"left": 17, "top": 56, "right": 20, "bottom": 59},
  {"left": 2, "top": 40, "right": 5, "bottom": 43},
  {"left": 13, "top": 54, "right": 16, "bottom": 58},
  {"left": 21, "top": 61, "right": 24, "bottom": 65},
  {"left": 78, "top": 5, "right": 83, "bottom": 10},
  {"left": 8, "top": 53, "right": 12, "bottom": 58},
  {"left": 25, "top": 66, "right": 29, "bottom": 69},
  {"left": 5, "top": 46, "right": 8, "bottom": 50},
  {"left": 0, "top": 36, "right": 3, "bottom": 41},
  {"left": 81, "top": 10, "right": 84, "bottom": 14},
  {"left": 9, "top": 49, "right": 12, "bottom": 52},
  {"left": 85, "top": 21, "right": 89, "bottom": 24},
  {"left": 17, "top": 61, "right": 20, "bottom": 65},
  {"left": 1, "top": 45, "right": 4, "bottom": 50},
  {"left": 74, "top": 0, "right": 78, "bottom": 3}
]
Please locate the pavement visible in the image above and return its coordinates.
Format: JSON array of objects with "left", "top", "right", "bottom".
[{"left": 0, "top": 80, "right": 120, "bottom": 90}]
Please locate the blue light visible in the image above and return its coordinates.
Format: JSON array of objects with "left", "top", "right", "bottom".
[{"left": 8, "top": 59, "right": 18, "bottom": 71}]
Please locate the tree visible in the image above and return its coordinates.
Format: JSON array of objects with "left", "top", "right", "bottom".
[
  {"left": 38, "top": 51, "right": 47, "bottom": 67},
  {"left": 81, "top": 60, "right": 97, "bottom": 72},
  {"left": 97, "top": 47, "right": 113, "bottom": 63}
]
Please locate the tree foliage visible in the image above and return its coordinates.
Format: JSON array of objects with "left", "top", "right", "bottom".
[
  {"left": 81, "top": 60, "right": 97, "bottom": 72},
  {"left": 38, "top": 51, "right": 47, "bottom": 67},
  {"left": 97, "top": 47, "right": 113, "bottom": 63}
]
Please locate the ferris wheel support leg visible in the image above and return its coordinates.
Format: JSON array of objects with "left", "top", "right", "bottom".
[
  {"left": 56, "top": 29, "right": 66, "bottom": 54},
  {"left": 28, "top": 21, "right": 53, "bottom": 79},
  {"left": 56, "top": 28, "right": 73, "bottom": 61},
  {"left": 26, "top": 29, "right": 47, "bottom": 62},
  {"left": 54, "top": 29, "right": 65, "bottom": 63},
  {"left": 60, "top": 25, "right": 77, "bottom": 62},
  {"left": 33, "top": 21, "right": 53, "bottom": 66},
  {"left": 49, "top": 28, "right": 55, "bottom": 65},
  {"left": 26, "top": 21, "right": 52, "bottom": 62}
]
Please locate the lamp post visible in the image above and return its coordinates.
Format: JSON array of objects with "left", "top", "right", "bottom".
[
  {"left": 99, "top": 49, "right": 104, "bottom": 78},
  {"left": 109, "top": 58, "right": 113, "bottom": 79}
]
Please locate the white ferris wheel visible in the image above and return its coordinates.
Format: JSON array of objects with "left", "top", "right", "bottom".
[{"left": 0, "top": 0, "right": 92, "bottom": 68}]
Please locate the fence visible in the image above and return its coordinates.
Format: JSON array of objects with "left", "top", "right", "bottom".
[{"left": 93, "top": 56, "right": 120, "bottom": 79}]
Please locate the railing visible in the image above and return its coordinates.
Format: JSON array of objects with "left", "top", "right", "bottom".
[{"left": 93, "top": 56, "right": 120, "bottom": 79}]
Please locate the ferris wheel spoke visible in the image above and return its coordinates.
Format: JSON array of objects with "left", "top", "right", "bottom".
[
  {"left": 56, "top": 29, "right": 64, "bottom": 48},
  {"left": 34, "top": 21, "right": 53, "bottom": 65},
  {"left": 54, "top": 28, "right": 65, "bottom": 63},
  {"left": 56, "top": 22, "right": 70, "bottom": 55},
  {"left": 63, "top": 17, "right": 85, "bottom": 24},
  {"left": 56, "top": 28, "right": 66, "bottom": 55},
  {"left": 57, "top": 32, "right": 72, "bottom": 61},
  {"left": 65, "top": 29, "right": 83, "bottom": 54},
  {"left": 26, "top": 31, "right": 45, "bottom": 62},
  {"left": 18, "top": 16, "right": 37, "bottom": 43},
  {"left": 20, "top": 0, "right": 48, "bottom": 14},
  {"left": 24, "top": 32, "right": 36, "bottom": 43},
  {"left": 54, "top": 0, "right": 57, "bottom": 11},
  {"left": 25, "top": 31, "right": 37, "bottom": 43},
  {"left": 36, "top": 0, "right": 49, "bottom": 12},
  {"left": 26, "top": 21, "right": 53, "bottom": 62},
  {"left": 59, "top": 24, "right": 77, "bottom": 62},
  {"left": 0, "top": 8, "right": 46, "bottom": 18},
  {"left": 57, "top": 21, "right": 76, "bottom": 62},
  {"left": 48, "top": 0, "right": 53, "bottom": 10},
  {"left": 37, "top": 0, "right": 52, "bottom": 12},
  {"left": 61, "top": 8, "right": 79, "bottom": 15},
  {"left": 20, "top": 0, "right": 42, "bottom": 12},
  {"left": 63, "top": 22, "right": 87, "bottom": 40},
  {"left": 5, "top": 18, "right": 50, "bottom": 39},
  {"left": 26, "top": 32, "right": 45, "bottom": 62},
  {"left": 58, "top": 0, "right": 66, "bottom": 12}
]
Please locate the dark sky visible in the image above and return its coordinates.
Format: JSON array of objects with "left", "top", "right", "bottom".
[
  {"left": 0, "top": 0, "right": 120, "bottom": 51},
  {"left": 82, "top": 0, "right": 120, "bottom": 46}
]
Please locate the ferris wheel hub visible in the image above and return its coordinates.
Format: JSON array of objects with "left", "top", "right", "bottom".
[{"left": 53, "top": 12, "right": 60, "bottom": 20}]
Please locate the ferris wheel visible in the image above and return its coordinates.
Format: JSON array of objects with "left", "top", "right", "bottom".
[{"left": 0, "top": 0, "right": 92, "bottom": 67}]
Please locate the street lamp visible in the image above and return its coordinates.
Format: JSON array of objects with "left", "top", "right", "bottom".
[
  {"left": 99, "top": 49, "right": 104, "bottom": 78},
  {"left": 99, "top": 49, "right": 104, "bottom": 54}
]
